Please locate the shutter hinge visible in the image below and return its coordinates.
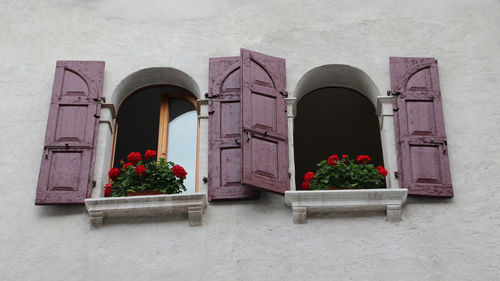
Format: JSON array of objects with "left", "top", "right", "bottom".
[
  {"left": 92, "top": 180, "right": 96, "bottom": 188},
  {"left": 208, "top": 110, "right": 215, "bottom": 115},
  {"left": 280, "top": 91, "right": 288, "bottom": 97},
  {"left": 388, "top": 91, "right": 401, "bottom": 96},
  {"left": 206, "top": 92, "right": 221, "bottom": 99},
  {"left": 394, "top": 171, "right": 399, "bottom": 178},
  {"left": 94, "top": 114, "right": 100, "bottom": 118},
  {"left": 93, "top": 97, "right": 106, "bottom": 103},
  {"left": 202, "top": 176, "right": 208, "bottom": 184}
]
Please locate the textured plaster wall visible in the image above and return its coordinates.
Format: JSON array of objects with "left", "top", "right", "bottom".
[{"left": 1, "top": 0, "right": 499, "bottom": 280}]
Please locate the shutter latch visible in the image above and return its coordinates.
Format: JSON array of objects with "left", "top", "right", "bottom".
[
  {"left": 394, "top": 171, "right": 399, "bottom": 178},
  {"left": 202, "top": 177, "right": 208, "bottom": 184}
]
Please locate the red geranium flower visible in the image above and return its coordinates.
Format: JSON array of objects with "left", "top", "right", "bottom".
[
  {"left": 122, "top": 162, "right": 133, "bottom": 170},
  {"left": 356, "top": 155, "right": 371, "bottom": 164},
  {"left": 108, "top": 168, "right": 120, "bottom": 180},
  {"left": 301, "top": 181, "right": 311, "bottom": 190},
  {"left": 144, "top": 149, "right": 157, "bottom": 160},
  {"left": 135, "top": 165, "right": 147, "bottom": 176},
  {"left": 304, "top": 172, "right": 314, "bottom": 182},
  {"left": 328, "top": 155, "right": 339, "bottom": 166},
  {"left": 127, "top": 152, "right": 142, "bottom": 165},
  {"left": 342, "top": 154, "right": 348, "bottom": 159},
  {"left": 104, "top": 184, "right": 112, "bottom": 197},
  {"left": 378, "top": 167, "right": 388, "bottom": 177},
  {"left": 172, "top": 165, "right": 187, "bottom": 179}
]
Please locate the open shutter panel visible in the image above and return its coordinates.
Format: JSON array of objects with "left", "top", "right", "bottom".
[
  {"left": 390, "top": 57, "right": 453, "bottom": 197},
  {"left": 207, "top": 57, "right": 260, "bottom": 201},
  {"left": 240, "top": 49, "right": 289, "bottom": 194},
  {"left": 36, "top": 61, "right": 105, "bottom": 205}
]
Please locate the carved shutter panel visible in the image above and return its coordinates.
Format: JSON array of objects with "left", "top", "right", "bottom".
[
  {"left": 207, "top": 57, "right": 260, "bottom": 201},
  {"left": 36, "top": 61, "right": 105, "bottom": 205},
  {"left": 391, "top": 57, "right": 453, "bottom": 197},
  {"left": 240, "top": 49, "right": 289, "bottom": 194}
]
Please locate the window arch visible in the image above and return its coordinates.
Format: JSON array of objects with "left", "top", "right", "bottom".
[
  {"left": 292, "top": 64, "right": 385, "bottom": 190},
  {"left": 109, "top": 68, "right": 201, "bottom": 194}
]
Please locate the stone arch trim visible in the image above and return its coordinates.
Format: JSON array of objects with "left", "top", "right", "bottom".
[
  {"left": 293, "top": 64, "right": 381, "bottom": 106},
  {"left": 91, "top": 67, "right": 202, "bottom": 198},
  {"left": 287, "top": 64, "right": 400, "bottom": 191},
  {"left": 111, "top": 67, "right": 201, "bottom": 107}
]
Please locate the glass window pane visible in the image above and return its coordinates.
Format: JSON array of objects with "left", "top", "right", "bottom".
[{"left": 167, "top": 98, "right": 197, "bottom": 193}]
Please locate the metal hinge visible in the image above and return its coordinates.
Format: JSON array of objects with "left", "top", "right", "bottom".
[
  {"left": 202, "top": 176, "right": 208, "bottom": 183},
  {"left": 93, "top": 97, "right": 106, "bottom": 103},
  {"left": 205, "top": 92, "right": 221, "bottom": 99},
  {"left": 387, "top": 91, "right": 401, "bottom": 96},
  {"left": 394, "top": 171, "right": 399, "bottom": 178}
]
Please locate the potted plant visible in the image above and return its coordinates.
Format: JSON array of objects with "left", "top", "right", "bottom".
[
  {"left": 300, "top": 154, "right": 388, "bottom": 190},
  {"left": 105, "top": 150, "right": 187, "bottom": 197}
]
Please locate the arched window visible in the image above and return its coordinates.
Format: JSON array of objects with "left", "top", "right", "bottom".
[
  {"left": 293, "top": 87, "right": 384, "bottom": 188},
  {"left": 293, "top": 64, "right": 385, "bottom": 190},
  {"left": 113, "top": 86, "right": 199, "bottom": 193}
]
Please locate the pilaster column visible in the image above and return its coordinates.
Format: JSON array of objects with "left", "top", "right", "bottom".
[
  {"left": 377, "top": 96, "right": 399, "bottom": 189},
  {"left": 197, "top": 99, "right": 210, "bottom": 194},
  {"left": 285, "top": 97, "right": 297, "bottom": 191}
]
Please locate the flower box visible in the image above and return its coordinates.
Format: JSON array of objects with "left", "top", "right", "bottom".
[
  {"left": 284, "top": 188, "right": 407, "bottom": 223},
  {"left": 85, "top": 193, "right": 207, "bottom": 227}
]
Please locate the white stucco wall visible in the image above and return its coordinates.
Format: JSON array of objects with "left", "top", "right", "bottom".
[{"left": 1, "top": 0, "right": 500, "bottom": 280}]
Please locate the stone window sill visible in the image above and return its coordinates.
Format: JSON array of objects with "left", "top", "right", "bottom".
[
  {"left": 84, "top": 193, "right": 207, "bottom": 227},
  {"left": 284, "top": 188, "right": 408, "bottom": 223}
]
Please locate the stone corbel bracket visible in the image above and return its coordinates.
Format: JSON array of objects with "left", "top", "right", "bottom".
[
  {"left": 85, "top": 193, "right": 208, "bottom": 227},
  {"left": 284, "top": 189, "right": 408, "bottom": 224}
]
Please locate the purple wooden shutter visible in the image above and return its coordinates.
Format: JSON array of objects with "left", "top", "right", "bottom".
[
  {"left": 207, "top": 57, "right": 260, "bottom": 201},
  {"left": 391, "top": 57, "right": 453, "bottom": 197},
  {"left": 240, "top": 49, "right": 289, "bottom": 194},
  {"left": 36, "top": 61, "right": 105, "bottom": 205}
]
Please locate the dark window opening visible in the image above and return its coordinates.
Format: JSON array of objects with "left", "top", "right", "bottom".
[{"left": 294, "top": 87, "right": 384, "bottom": 188}]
